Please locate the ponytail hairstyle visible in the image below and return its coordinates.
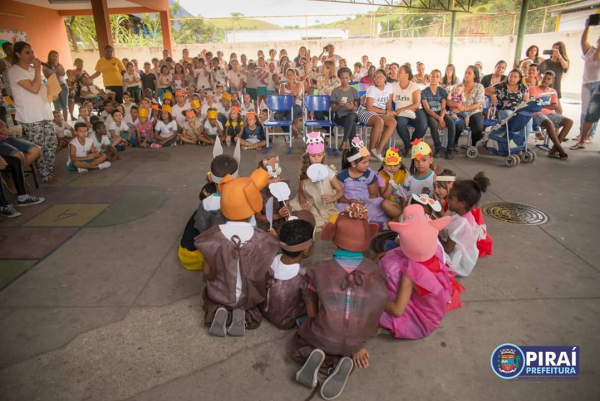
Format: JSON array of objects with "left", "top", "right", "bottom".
[{"left": 450, "top": 171, "right": 491, "bottom": 211}]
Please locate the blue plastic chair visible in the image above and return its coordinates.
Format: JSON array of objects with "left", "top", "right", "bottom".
[
  {"left": 263, "top": 95, "right": 295, "bottom": 154},
  {"left": 304, "top": 95, "right": 334, "bottom": 154}
]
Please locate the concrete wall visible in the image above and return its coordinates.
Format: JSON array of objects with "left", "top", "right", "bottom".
[
  {"left": 72, "top": 27, "right": 600, "bottom": 97},
  {"left": 0, "top": 0, "right": 73, "bottom": 66}
]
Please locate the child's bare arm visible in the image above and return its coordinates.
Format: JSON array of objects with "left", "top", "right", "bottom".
[
  {"left": 440, "top": 236, "right": 456, "bottom": 254},
  {"left": 385, "top": 274, "right": 413, "bottom": 317}
]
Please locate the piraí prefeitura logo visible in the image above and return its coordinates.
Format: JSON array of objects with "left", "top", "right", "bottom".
[
  {"left": 491, "top": 344, "right": 579, "bottom": 381},
  {"left": 491, "top": 343, "right": 525, "bottom": 379}
]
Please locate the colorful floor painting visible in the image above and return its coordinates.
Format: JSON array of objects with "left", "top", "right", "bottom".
[{"left": 0, "top": 170, "right": 168, "bottom": 291}]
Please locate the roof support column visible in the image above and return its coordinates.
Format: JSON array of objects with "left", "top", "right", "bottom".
[
  {"left": 160, "top": 10, "right": 173, "bottom": 55},
  {"left": 91, "top": 0, "right": 113, "bottom": 55},
  {"left": 448, "top": 11, "right": 457, "bottom": 64},
  {"left": 513, "top": 0, "right": 530, "bottom": 67}
]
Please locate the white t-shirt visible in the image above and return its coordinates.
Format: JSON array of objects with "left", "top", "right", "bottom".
[
  {"left": 107, "top": 120, "right": 128, "bottom": 137},
  {"left": 123, "top": 114, "right": 140, "bottom": 128},
  {"left": 270, "top": 254, "right": 300, "bottom": 280},
  {"left": 195, "top": 68, "right": 211, "bottom": 90},
  {"left": 53, "top": 121, "right": 73, "bottom": 138},
  {"left": 366, "top": 82, "right": 393, "bottom": 110},
  {"left": 7, "top": 65, "right": 53, "bottom": 123},
  {"left": 201, "top": 102, "right": 219, "bottom": 117},
  {"left": 123, "top": 72, "right": 140, "bottom": 89},
  {"left": 204, "top": 120, "right": 223, "bottom": 137},
  {"left": 392, "top": 81, "right": 421, "bottom": 117},
  {"left": 582, "top": 46, "right": 600, "bottom": 84},
  {"left": 211, "top": 67, "right": 228, "bottom": 88},
  {"left": 67, "top": 137, "right": 93, "bottom": 165},
  {"left": 123, "top": 102, "right": 134, "bottom": 116},
  {"left": 155, "top": 120, "right": 178, "bottom": 138},
  {"left": 227, "top": 69, "right": 244, "bottom": 90},
  {"left": 88, "top": 132, "right": 111, "bottom": 149},
  {"left": 240, "top": 101, "right": 256, "bottom": 116},
  {"left": 402, "top": 170, "right": 435, "bottom": 197},
  {"left": 172, "top": 102, "right": 191, "bottom": 127},
  {"left": 325, "top": 54, "right": 341, "bottom": 65}
]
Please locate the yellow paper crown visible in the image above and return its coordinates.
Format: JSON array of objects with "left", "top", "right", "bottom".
[
  {"left": 222, "top": 92, "right": 232, "bottom": 101},
  {"left": 162, "top": 105, "right": 173, "bottom": 114},
  {"left": 163, "top": 92, "right": 173, "bottom": 100},
  {"left": 207, "top": 109, "right": 218, "bottom": 119},
  {"left": 191, "top": 100, "right": 201, "bottom": 109},
  {"left": 384, "top": 147, "right": 401, "bottom": 166},
  {"left": 138, "top": 108, "right": 149, "bottom": 118}
]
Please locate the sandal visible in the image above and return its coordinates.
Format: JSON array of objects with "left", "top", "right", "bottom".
[{"left": 570, "top": 143, "right": 586, "bottom": 150}]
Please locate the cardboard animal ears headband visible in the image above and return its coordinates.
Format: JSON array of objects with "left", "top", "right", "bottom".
[
  {"left": 210, "top": 138, "right": 241, "bottom": 183},
  {"left": 384, "top": 147, "right": 401, "bottom": 166},
  {"left": 304, "top": 131, "right": 325, "bottom": 155},
  {"left": 347, "top": 137, "right": 371, "bottom": 162}
]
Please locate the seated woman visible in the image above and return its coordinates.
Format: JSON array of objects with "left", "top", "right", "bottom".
[
  {"left": 392, "top": 65, "right": 428, "bottom": 157},
  {"left": 442, "top": 63, "right": 460, "bottom": 89},
  {"left": 480, "top": 60, "right": 507, "bottom": 89},
  {"left": 486, "top": 69, "right": 530, "bottom": 121},
  {"left": 448, "top": 66, "right": 485, "bottom": 151}
]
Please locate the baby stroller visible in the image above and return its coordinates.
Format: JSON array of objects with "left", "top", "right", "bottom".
[{"left": 469, "top": 93, "right": 554, "bottom": 168}]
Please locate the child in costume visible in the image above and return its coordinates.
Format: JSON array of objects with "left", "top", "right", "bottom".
[
  {"left": 194, "top": 167, "right": 279, "bottom": 337},
  {"left": 336, "top": 137, "right": 388, "bottom": 225},
  {"left": 289, "top": 131, "right": 344, "bottom": 231},
  {"left": 260, "top": 217, "right": 314, "bottom": 330},
  {"left": 178, "top": 139, "right": 241, "bottom": 272},
  {"left": 440, "top": 172, "right": 491, "bottom": 277},
  {"left": 378, "top": 146, "right": 409, "bottom": 220},
  {"left": 433, "top": 169, "right": 457, "bottom": 214},
  {"left": 402, "top": 139, "right": 436, "bottom": 197},
  {"left": 379, "top": 204, "right": 464, "bottom": 340},
  {"left": 292, "top": 204, "right": 388, "bottom": 400}
]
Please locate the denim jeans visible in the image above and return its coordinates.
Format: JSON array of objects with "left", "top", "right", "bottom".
[
  {"left": 396, "top": 108, "right": 428, "bottom": 150},
  {"left": 581, "top": 81, "right": 599, "bottom": 138}
]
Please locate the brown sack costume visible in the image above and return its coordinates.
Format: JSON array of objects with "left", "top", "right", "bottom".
[
  {"left": 260, "top": 266, "right": 309, "bottom": 330},
  {"left": 195, "top": 168, "right": 279, "bottom": 329},
  {"left": 291, "top": 204, "right": 389, "bottom": 372}
]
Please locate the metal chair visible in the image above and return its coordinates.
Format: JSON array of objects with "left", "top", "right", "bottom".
[
  {"left": 263, "top": 95, "right": 295, "bottom": 154},
  {"left": 303, "top": 95, "right": 334, "bottom": 154}
]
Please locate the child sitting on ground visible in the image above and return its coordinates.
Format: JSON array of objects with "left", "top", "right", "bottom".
[
  {"left": 433, "top": 169, "right": 457, "bottom": 214},
  {"left": 240, "top": 92, "right": 256, "bottom": 117},
  {"left": 238, "top": 112, "right": 266, "bottom": 150},
  {"left": 152, "top": 105, "right": 178, "bottom": 148},
  {"left": 76, "top": 105, "right": 92, "bottom": 130},
  {"left": 439, "top": 172, "right": 491, "bottom": 277},
  {"left": 100, "top": 100, "right": 114, "bottom": 125},
  {"left": 68, "top": 122, "right": 111, "bottom": 173},
  {"left": 90, "top": 121, "right": 118, "bottom": 162},
  {"left": 378, "top": 147, "right": 409, "bottom": 220},
  {"left": 260, "top": 218, "right": 313, "bottom": 330},
  {"left": 53, "top": 111, "right": 74, "bottom": 149},
  {"left": 107, "top": 109, "right": 130, "bottom": 150},
  {"left": 204, "top": 108, "right": 225, "bottom": 144},
  {"left": 402, "top": 139, "right": 436, "bottom": 197},
  {"left": 292, "top": 204, "right": 388, "bottom": 400},
  {"left": 180, "top": 110, "right": 213, "bottom": 146},
  {"left": 122, "top": 91, "right": 134, "bottom": 116},
  {"left": 337, "top": 137, "right": 388, "bottom": 225},
  {"left": 289, "top": 131, "right": 344, "bottom": 231},
  {"left": 132, "top": 108, "right": 153, "bottom": 148},
  {"left": 378, "top": 204, "right": 464, "bottom": 339},
  {"left": 178, "top": 140, "right": 241, "bottom": 271},
  {"left": 195, "top": 167, "right": 279, "bottom": 337},
  {"left": 224, "top": 106, "right": 244, "bottom": 147}
]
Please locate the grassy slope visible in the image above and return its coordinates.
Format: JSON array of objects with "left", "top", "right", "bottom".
[{"left": 205, "top": 18, "right": 282, "bottom": 31}]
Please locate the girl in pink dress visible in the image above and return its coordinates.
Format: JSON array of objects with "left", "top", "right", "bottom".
[{"left": 378, "top": 204, "right": 464, "bottom": 339}]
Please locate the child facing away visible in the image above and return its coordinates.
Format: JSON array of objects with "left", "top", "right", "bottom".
[
  {"left": 53, "top": 110, "right": 74, "bottom": 149},
  {"left": 90, "top": 121, "right": 118, "bottom": 162},
  {"left": 259, "top": 218, "right": 313, "bottom": 330},
  {"left": 439, "top": 172, "right": 491, "bottom": 277},
  {"left": 67, "top": 122, "right": 111, "bottom": 173},
  {"left": 378, "top": 204, "right": 464, "bottom": 340},
  {"left": 337, "top": 137, "right": 388, "bottom": 225},
  {"left": 378, "top": 147, "right": 409, "bottom": 221},
  {"left": 292, "top": 204, "right": 388, "bottom": 400},
  {"left": 152, "top": 106, "right": 178, "bottom": 148},
  {"left": 194, "top": 168, "right": 279, "bottom": 337},
  {"left": 178, "top": 140, "right": 241, "bottom": 271},
  {"left": 238, "top": 112, "right": 266, "bottom": 150},
  {"left": 224, "top": 106, "right": 244, "bottom": 147},
  {"left": 289, "top": 131, "right": 344, "bottom": 231}
]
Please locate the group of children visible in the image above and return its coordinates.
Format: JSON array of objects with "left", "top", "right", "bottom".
[{"left": 179, "top": 129, "right": 493, "bottom": 400}]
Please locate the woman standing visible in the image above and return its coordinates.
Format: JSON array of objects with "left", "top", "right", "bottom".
[
  {"left": 357, "top": 68, "right": 397, "bottom": 160},
  {"left": 294, "top": 46, "right": 309, "bottom": 68},
  {"left": 393, "top": 65, "right": 428, "bottom": 156},
  {"left": 448, "top": 66, "right": 485, "bottom": 149},
  {"left": 7, "top": 42, "right": 58, "bottom": 183},
  {"left": 43, "top": 51, "right": 68, "bottom": 123},
  {"left": 522, "top": 45, "right": 545, "bottom": 64},
  {"left": 66, "top": 58, "right": 87, "bottom": 120},
  {"left": 539, "top": 41, "right": 570, "bottom": 99},
  {"left": 90, "top": 45, "right": 125, "bottom": 103}
]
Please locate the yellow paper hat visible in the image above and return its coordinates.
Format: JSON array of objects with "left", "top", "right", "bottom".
[
  {"left": 138, "top": 108, "right": 149, "bottom": 118},
  {"left": 410, "top": 139, "right": 432, "bottom": 160},
  {"left": 191, "top": 100, "right": 201, "bottom": 109},
  {"left": 219, "top": 168, "right": 270, "bottom": 220},
  {"left": 384, "top": 146, "right": 401, "bottom": 166},
  {"left": 162, "top": 105, "right": 173, "bottom": 114},
  {"left": 207, "top": 109, "right": 218, "bottom": 119},
  {"left": 163, "top": 92, "right": 173, "bottom": 100},
  {"left": 222, "top": 92, "right": 232, "bottom": 101}
]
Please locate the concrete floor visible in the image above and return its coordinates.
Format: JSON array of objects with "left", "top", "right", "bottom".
[{"left": 1, "top": 99, "right": 599, "bottom": 400}]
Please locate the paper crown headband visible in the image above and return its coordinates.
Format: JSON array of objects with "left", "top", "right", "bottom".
[
  {"left": 162, "top": 92, "right": 173, "bottom": 100},
  {"left": 347, "top": 137, "right": 371, "bottom": 162},
  {"left": 230, "top": 106, "right": 241, "bottom": 114},
  {"left": 222, "top": 92, "right": 232, "bottom": 101},
  {"left": 191, "top": 100, "right": 201, "bottom": 109},
  {"left": 246, "top": 112, "right": 257, "bottom": 119},
  {"left": 162, "top": 105, "right": 173, "bottom": 114},
  {"left": 207, "top": 109, "right": 218, "bottom": 119},
  {"left": 211, "top": 136, "right": 241, "bottom": 183},
  {"left": 138, "top": 108, "right": 149, "bottom": 118},
  {"left": 175, "top": 90, "right": 185, "bottom": 97},
  {"left": 435, "top": 175, "right": 456, "bottom": 182},
  {"left": 304, "top": 131, "right": 325, "bottom": 155},
  {"left": 411, "top": 138, "right": 432, "bottom": 160},
  {"left": 384, "top": 146, "right": 401, "bottom": 165},
  {"left": 151, "top": 104, "right": 160, "bottom": 111},
  {"left": 185, "top": 110, "right": 196, "bottom": 118}
]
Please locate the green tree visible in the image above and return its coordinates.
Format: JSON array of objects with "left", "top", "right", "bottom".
[{"left": 175, "top": 17, "right": 220, "bottom": 43}]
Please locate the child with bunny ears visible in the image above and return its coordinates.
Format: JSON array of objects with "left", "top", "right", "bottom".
[{"left": 289, "top": 131, "right": 345, "bottom": 231}]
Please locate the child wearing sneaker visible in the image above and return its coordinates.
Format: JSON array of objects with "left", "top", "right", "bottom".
[
  {"left": 292, "top": 204, "right": 388, "bottom": 400},
  {"left": 90, "top": 121, "right": 118, "bottom": 162},
  {"left": 67, "top": 123, "right": 111, "bottom": 173},
  {"left": 194, "top": 168, "right": 279, "bottom": 337},
  {"left": 0, "top": 156, "right": 44, "bottom": 218},
  {"left": 260, "top": 217, "right": 313, "bottom": 330}
]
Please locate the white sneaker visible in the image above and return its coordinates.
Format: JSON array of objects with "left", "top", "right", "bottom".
[
  {"left": 371, "top": 148, "right": 384, "bottom": 162},
  {"left": 77, "top": 168, "right": 88, "bottom": 173},
  {"left": 98, "top": 161, "right": 111, "bottom": 169}
]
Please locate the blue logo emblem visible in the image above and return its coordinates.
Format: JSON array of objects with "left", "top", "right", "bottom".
[
  {"left": 491, "top": 344, "right": 579, "bottom": 380},
  {"left": 491, "top": 343, "right": 525, "bottom": 379}
]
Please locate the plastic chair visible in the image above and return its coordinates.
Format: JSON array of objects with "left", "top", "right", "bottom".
[
  {"left": 263, "top": 95, "right": 295, "bottom": 154},
  {"left": 304, "top": 95, "right": 334, "bottom": 154}
]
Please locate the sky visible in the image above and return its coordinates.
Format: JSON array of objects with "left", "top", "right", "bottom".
[{"left": 178, "top": 0, "right": 379, "bottom": 27}]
